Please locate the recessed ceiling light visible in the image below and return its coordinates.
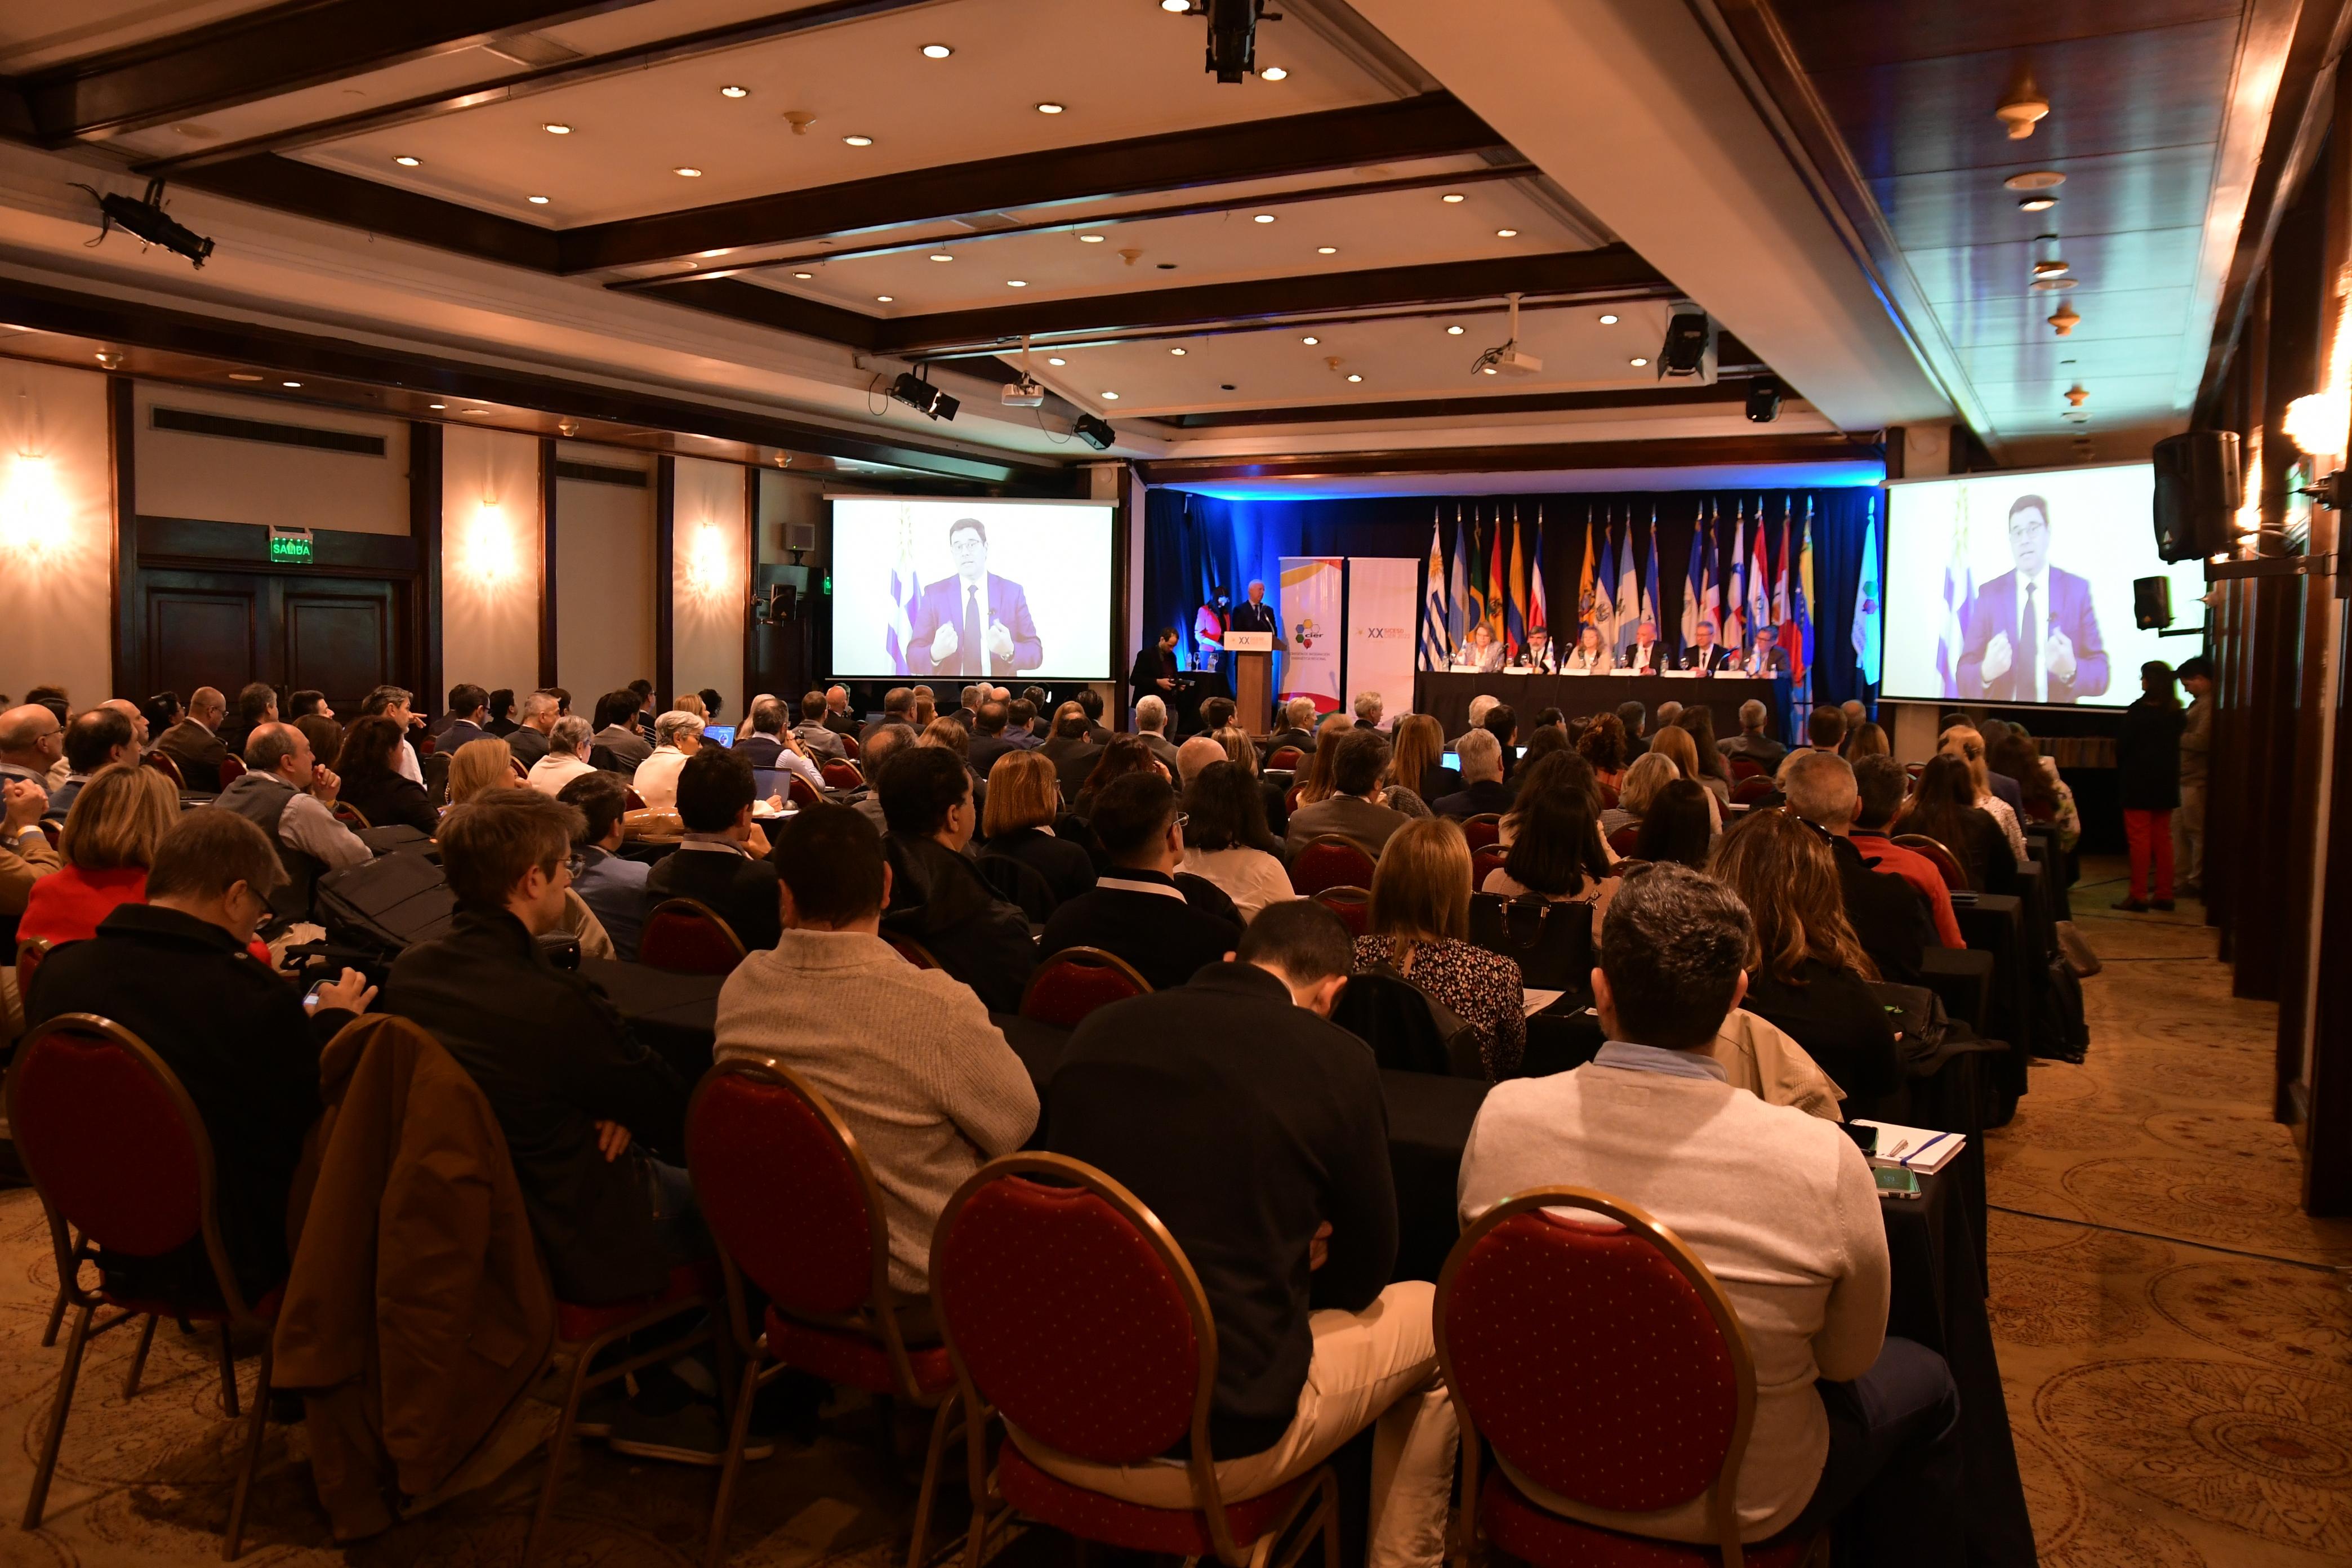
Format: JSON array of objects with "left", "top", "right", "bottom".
[
  {"left": 700, "top": 248, "right": 728, "bottom": 258},
  {"left": 1102, "top": 391, "right": 1120, "bottom": 400},
  {"left": 921, "top": 43, "right": 952, "bottom": 58},
  {"left": 1047, "top": 357, "right": 1067, "bottom": 366},
  {"left": 1629, "top": 357, "right": 1649, "bottom": 367},
  {"left": 1253, "top": 213, "right": 1276, "bottom": 224},
  {"left": 2018, "top": 195, "right": 2057, "bottom": 212},
  {"left": 1160, "top": 0, "right": 1189, "bottom": 10},
  {"left": 282, "top": 380, "right": 302, "bottom": 387},
  {"left": 1317, "top": 246, "right": 1337, "bottom": 255},
  {"left": 793, "top": 271, "right": 814, "bottom": 279},
  {"left": 528, "top": 194, "right": 551, "bottom": 204},
  {"left": 2031, "top": 277, "right": 2078, "bottom": 291},
  {"left": 674, "top": 167, "right": 702, "bottom": 177},
  {"left": 1006, "top": 279, "right": 1027, "bottom": 287},
  {"left": 1302, "top": 335, "right": 1320, "bottom": 345},
  {"left": 2003, "top": 171, "right": 2066, "bottom": 191},
  {"left": 428, "top": 403, "right": 446, "bottom": 409},
  {"left": 1598, "top": 313, "right": 1619, "bottom": 324},
  {"left": 720, "top": 84, "right": 749, "bottom": 98},
  {"left": 1077, "top": 233, "right": 1105, "bottom": 243},
  {"left": 542, "top": 122, "right": 571, "bottom": 135},
  {"left": 1441, "top": 193, "right": 1465, "bottom": 203},
  {"left": 1495, "top": 228, "right": 1518, "bottom": 238},
  {"left": 1446, "top": 325, "right": 1464, "bottom": 335},
  {"left": 843, "top": 134, "right": 874, "bottom": 146},
  {"left": 462, "top": 408, "right": 491, "bottom": 416},
  {"left": 876, "top": 295, "right": 894, "bottom": 302},
  {"left": 1036, "top": 102, "right": 1065, "bottom": 114},
  {"left": 929, "top": 253, "right": 955, "bottom": 263},
  {"left": 1260, "top": 66, "right": 1288, "bottom": 81},
  {"left": 1481, "top": 366, "right": 1497, "bottom": 375},
  {"left": 1170, "top": 347, "right": 1187, "bottom": 355},
  {"left": 228, "top": 371, "right": 263, "bottom": 381},
  {"left": 393, "top": 154, "right": 420, "bottom": 167},
  {"left": 1346, "top": 373, "right": 1362, "bottom": 383}
]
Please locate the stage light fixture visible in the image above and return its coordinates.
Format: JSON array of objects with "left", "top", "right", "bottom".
[
  {"left": 1000, "top": 377, "right": 1045, "bottom": 408},
  {"left": 1655, "top": 300, "right": 1712, "bottom": 378},
  {"left": 889, "top": 371, "right": 959, "bottom": 421},
  {"left": 74, "top": 179, "right": 214, "bottom": 268},
  {"left": 1744, "top": 378, "right": 1783, "bottom": 423},
  {"left": 1201, "top": 0, "right": 1275, "bottom": 83},
  {"left": 1075, "top": 413, "right": 1117, "bottom": 449}
]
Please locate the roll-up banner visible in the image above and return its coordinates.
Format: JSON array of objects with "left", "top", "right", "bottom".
[
  {"left": 1277, "top": 555, "right": 1344, "bottom": 715},
  {"left": 1344, "top": 557, "right": 1419, "bottom": 730}
]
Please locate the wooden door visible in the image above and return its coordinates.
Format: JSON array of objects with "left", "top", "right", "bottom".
[
  {"left": 137, "top": 568, "right": 409, "bottom": 712},
  {"left": 283, "top": 581, "right": 404, "bottom": 714}
]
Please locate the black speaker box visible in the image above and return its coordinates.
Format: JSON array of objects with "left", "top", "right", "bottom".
[
  {"left": 2152, "top": 430, "right": 2240, "bottom": 563},
  {"left": 2133, "top": 576, "right": 2172, "bottom": 630}
]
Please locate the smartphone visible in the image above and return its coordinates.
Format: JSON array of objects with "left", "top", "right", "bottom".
[
  {"left": 302, "top": 978, "right": 332, "bottom": 1013},
  {"left": 1874, "top": 1166, "right": 1922, "bottom": 1199},
  {"left": 1839, "top": 1122, "right": 1879, "bottom": 1156}
]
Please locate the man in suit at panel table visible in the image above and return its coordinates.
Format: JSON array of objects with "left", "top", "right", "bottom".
[
  {"left": 1622, "top": 616, "right": 1667, "bottom": 674},
  {"left": 1743, "top": 623, "right": 1793, "bottom": 679},
  {"left": 1680, "top": 619, "right": 1736, "bottom": 674},
  {"left": 908, "top": 516, "right": 1043, "bottom": 680},
  {"left": 1957, "top": 492, "right": 2110, "bottom": 705}
]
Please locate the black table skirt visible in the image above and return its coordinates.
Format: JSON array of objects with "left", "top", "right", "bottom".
[
  {"left": 592, "top": 963, "right": 2032, "bottom": 1567},
  {"left": 1415, "top": 672, "right": 1782, "bottom": 743}
]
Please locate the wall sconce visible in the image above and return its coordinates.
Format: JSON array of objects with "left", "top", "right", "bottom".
[
  {"left": 0, "top": 453, "right": 68, "bottom": 559},
  {"left": 2284, "top": 266, "right": 2352, "bottom": 460},
  {"left": 684, "top": 521, "right": 733, "bottom": 599},
  {"left": 465, "top": 500, "right": 519, "bottom": 582}
]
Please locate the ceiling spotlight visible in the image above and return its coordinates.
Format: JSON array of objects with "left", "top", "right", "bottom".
[
  {"left": 674, "top": 166, "right": 703, "bottom": 177},
  {"left": 1997, "top": 90, "right": 2050, "bottom": 140},
  {"left": 1075, "top": 413, "right": 1116, "bottom": 449},
  {"left": 930, "top": 252, "right": 954, "bottom": 262},
  {"left": 1470, "top": 292, "right": 1543, "bottom": 376},
  {"left": 2048, "top": 302, "right": 2081, "bottom": 336},
  {"left": 1495, "top": 228, "right": 1518, "bottom": 238},
  {"left": 2017, "top": 194, "right": 2057, "bottom": 212},
  {"left": 792, "top": 270, "right": 814, "bottom": 279},
  {"left": 1161, "top": 0, "right": 1190, "bottom": 10},
  {"left": 1253, "top": 213, "right": 1276, "bottom": 224},
  {"left": 1102, "top": 391, "right": 1120, "bottom": 400},
  {"left": 1655, "top": 299, "right": 1711, "bottom": 376},
  {"left": 1170, "top": 347, "right": 1187, "bottom": 355},
  {"left": 1262, "top": 66, "right": 1288, "bottom": 81},
  {"left": 888, "top": 371, "right": 959, "bottom": 421},
  {"left": 282, "top": 380, "right": 302, "bottom": 388},
  {"left": 1446, "top": 325, "right": 1464, "bottom": 335},
  {"left": 80, "top": 177, "right": 214, "bottom": 267},
  {"left": 542, "top": 122, "right": 571, "bottom": 135},
  {"left": 1442, "top": 193, "right": 1465, "bottom": 203},
  {"left": 843, "top": 134, "right": 874, "bottom": 146},
  {"left": 922, "top": 43, "right": 952, "bottom": 57},
  {"left": 1317, "top": 245, "right": 1337, "bottom": 254},
  {"left": 720, "top": 84, "right": 749, "bottom": 97},
  {"left": 1047, "top": 357, "right": 1067, "bottom": 366},
  {"left": 229, "top": 371, "right": 262, "bottom": 381},
  {"left": 1302, "top": 335, "right": 1319, "bottom": 345},
  {"left": 393, "top": 155, "right": 420, "bottom": 167},
  {"left": 1599, "top": 313, "right": 1619, "bottom": 324},
  {"left": 876, "top": 294, "right": 894, "bottom": 302},
  {"left": 1629, "top": 357, "right": 1649, "bottom": 367},
  {"left": 1744, "top": 378, "right": 1783, "bottom": 423},
  {"left": 1078, "top": 233, "right": 1105, "bottom": 243},
  {"left": 1346, "top": 373, "right": 1362, "bottom": 383},
  {"left": 528, "top": 194, "right": 551, "bottom": 204},
  {"left": 1006, "top": 279, "right": 1027, "bottom": 287}
]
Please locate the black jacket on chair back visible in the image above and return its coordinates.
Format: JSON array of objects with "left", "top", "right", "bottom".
[{"left": 881, "top": 834, "right": 1036, "bottom": 1013}]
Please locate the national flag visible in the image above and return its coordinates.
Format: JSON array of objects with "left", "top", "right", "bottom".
[
  {"left": 1681, "top": 504, "right": 1707, "bottom": 655},
  {"left": 885, "top": 505, "right": 918, "bottom": 676},
  {"left": 1614, "top": 513, "right": 1639, "bottom": 658},
  {"left": 1504, "top": 505, "right": 1529, "bottom": 655},
  {"left": 1449, "top": 507, "right": 1469, "bottom": 652},
  {"left": 1420, "top": 510, "right": 1453, "bottom": 670},
  {"left": 1746, "top": 508, "right": 1772, "bottom": 656},
  {"left": 1591, "top": 515, "right": 1619, "bottom": 652},
  {"left": 1641, "top": 505, "right": 1661, "bottom": 642},
  {"left": 1790, "top": 497, "right": 1815, "bottom": 683},
  {"left": 1855, "top": 495, "right": 1885, "bottom": 686},
  {"left": 1725, "top": 504, "right": 1747, "bottom": 651},
  {"left": 1935, "top": 488, "right": 1972, "bottom": 698},
  {"left": 1487, "top": 508, "right": 1508, "bottom": 643},
  {"left": 1529, "top": 507, "right": 1549, "bottom": 636},
  {"left": 1699, "top": 500, "right": 1722, "bottom": 642},
  {"left": 1771, "top": 498, "right": 1792, "bottom": 630},
  {"left": 1577, "top": 507, "right": 1597, "bottom": 634},
  {"left": 1464, "top": 506, "right": 1487, "bottom": 637}
]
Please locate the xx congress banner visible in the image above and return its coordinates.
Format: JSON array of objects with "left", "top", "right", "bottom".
[
  {"left": 1344, "top": 556, "right": 1419, "bottom": 729},
  {"left": 1276, "top": 555, "right": 1344, "bottom": 715}
]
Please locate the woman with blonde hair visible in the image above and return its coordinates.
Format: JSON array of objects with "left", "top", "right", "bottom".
[
  {"left": 1213, "top": 724, "right": 1290, "bottom": 839},
  {"left": 981, "top": 749, "right": 1095, "bottom": 904},
  {"left": 1938, "top": 724, "right": 2028, "bottom": 861},
  {"left": 1603, "top": 749, "right": 1680, "bottom": 837},
  {"left": 1844, "top": 721, "right": 1890, "bottom": 761},
  {"left": 1293, "top": 712, "right": 1355, "bottom": 807},
  {"left": 1353, "top": 816, "right": 1525, "bottom": 1079},
  {"left": 1645, "top": 724, "right": 1726, "bottom": 828},
  {"left": 1707, "top": 809, "right": 1899, "bottom": 1108},
  {"left": 446, "top": 736, "right": 523, "bottom": 808},
  {"left": 1392, "top": 712, "right": 1456, "bottom": 804},
  {"left": 19, "top": 763, "right": 182, "bottom": 948}
]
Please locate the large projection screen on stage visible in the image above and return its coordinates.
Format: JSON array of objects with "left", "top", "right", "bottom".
[
  {"left": 1882, "top": 463, "right": 2204, "bottom": 710},
  {"left": 828, "top": 497, "right": 1115, "bottom": 681}
]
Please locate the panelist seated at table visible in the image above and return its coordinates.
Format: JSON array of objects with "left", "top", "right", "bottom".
[
  {"left": 1453, "top": 623, "right": 1507, "bottom": 672},
  {"left": 1560, "top": 625, "right": 1615, "bottom": 675},
  {"left": 1513, "top": 626, "right": 1558, "bottom": 672},
  {"left": 1743, "top": 623, "right": 1794, "bottom": 678},
  {"left": 1456, "top": 864, "right": 1961, "bottom": 1560},
  {"left": 1619, "top": 616, "right": 1667, "bottom": 674},
  {"left": 1042, "top": 901, "right": 1458, "bottom": 1568},
  {"left": 1680, "top": 621, "right": 1736, "bottom": 673}
]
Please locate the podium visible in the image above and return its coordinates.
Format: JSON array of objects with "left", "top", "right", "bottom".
[{"left": 1227, "top": 630, "right": 1279, "bottom": 732}]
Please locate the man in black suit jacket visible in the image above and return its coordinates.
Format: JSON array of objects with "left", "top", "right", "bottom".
[
  {"left": 645, "top": 747, "right": 784, "bottom": 952},
  {"left": 1129, "top": 628, "right": 1181, "bottom": 716},
  {"left": 1039, "top": 772, "right": 1243, "bottom": 991},
  {"left": 1040, "top": 704, "right": 1105, "bottom": 799},
  {"left": 29, "top": 810, "right": 376, "bottom": 1301},
  {"left": 966, "top": 701, "right": 1023, "bottom": 778},
  {"left": 383, "top": 790, "right": 691, "bottom": 1307},
  {"left": 1780, "top": 751, "right": 1935, "bottom": 985},
  {"left": 877, "top": 744, "right": 1036, "bottom": 1012},
  {"left": 505, "top": 691, "right": 558, "bottom": 768},
  {"left": 1432, "top": 728, "right": 1517, "bottom": 819},
  {"left": 1073, "top": 685, "right": 1114, "bottom": 746},
  {"left": 439, "top": 683, "right": 492, "bottom": 754},
  {"left": 1680, "top": 622, "right": 1736, "bottom": 674},
  {"left": 1259, "top": 697, "right": 1316, "bottom": 764},
  {"left": 822, "top": 685, "right": 858, "bottom": 738}
]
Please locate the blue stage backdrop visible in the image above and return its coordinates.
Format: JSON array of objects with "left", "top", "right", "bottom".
[{"left": 1144, "top": 487, "right": 1889, "bottom": 717}]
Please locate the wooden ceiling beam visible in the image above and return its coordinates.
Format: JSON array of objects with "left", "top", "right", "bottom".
[{"left": 15, "top": 0, "right": 652, "bottom": 145}]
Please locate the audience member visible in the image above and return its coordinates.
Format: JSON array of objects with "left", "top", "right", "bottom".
[
  {"left": 154, "top": 687, "right": 229, "bottom": 790},
  {"left": 1353, "top": 689, "right": 1386, "bottom": 729},
  {"left": 869, "top": 687, "right": 917, "bottom": 740},
  {"left": 1288, "top": 728, "right": 1410, "bottom": 859},
  {"left": 732, "top": 696, "right": 787, "bottom": 767},
  {"left": 1262, "top": 696, "right": 1318, "bottom": 763},
  {"left": 0, "top": 702, "right": 64, "bottom": 796},
  {"left": 1175, "top": 733, "right": 1226, "bottom": 786},
  {"left": 1180, "top": 760, "right": 1294, "bottom": 920},
  {"left": 1843, "top": 721, "right": 1889, "bottom": 761},
  {"left": 19, "top": 763, "right": 177, "bottom": 949},
  {"left": 328, "top": 715, "right": 437, "bottom": 834},
  {"left": 1040, "top": 901, "right": 1456, "bottom": 1568},
  {"left": 698, "top": 688, "right": 725, "bottom": 724},
  {"left": 1709, "top": 810, "right": 1899, "bottom": 1107},
  {"left": 358, "top": 685, "right": 425, "bottom": 785},
  {"left": 484, "top": 689, "right": 519, "bottom": 737},
  {"left": 2114, "top": 660, "right": 2186, "bottom": 912},
  {"left": 1213, "top": 723, "right": 1290, "bottom": 840},
  {"left": 1132, "top": 694, "right": 1181, "bottom": 772},
  {"left": 718, "top": 803, "right": 1036, "bottom": 1293},
  {"left": 877, "top": 745, "right": 1035, "bottom": 1010},
  {"left": 1356, "top": 817, "right": 1524, "bottom": 1079},
  {"left": 949, "top": 684, "right": 983, "bottom": 733},
  {"left": 0, "top": 776, "right": 57, "bottom": 921},
  {"left": 787, "top": 692, "right": 846, "bottom": 760},
  {"left": 593, "top": 689, "right": 654, "bottom": 772},
  {"left": 852, "top": 721, "right": 919, "bottom": 832},
  {"left": 1848, "top": 758, "right": 1963, "bottom": 949},
  {"left": 1676, "top": 705, "right": 1732, "bottom": 785},
  {"left": 559, "top": 772, "right": 649, "bottom": 962},
  {"left": 1651, "top": 724, "right": 1728, "bottom": 814},
  {"left": 1041, "top": 701, "right": 1106, "bottom": 799},
  {"left": 1778, "top": 751, "right": 1936, "bottom": 985},
  {"left": 1806, "top": 705, "right": 1847, "bottom": 754},
  {"left": 979, "top": 750, "right": 1093, "bottom": 905},
  {"left": 1291, "top": 715, "right": 1354, "bottom": 809},
  {"left": 1989, "top": 728, "right": 2078, "bottom": 853},
  {"left": 1937, "top": 725, "right": 2028, "bottom": 862},
  {"left": 1431, "top": 728, "right": 1514, "bottom": 820},
  {"left": 1392, "top": 712, "right": 1455, "bottom": 805},
  {"left": 1004, "top": 697, "right": 1042, "bottom": 749},
  {"left": 440, "top": 684, "right": 491, "bottom": 752},
  {"left": 821, "top": 685, "right": 857, "bottom": 737},
  {"left": 2174, "top": 654, "right": 2213, "bottom": 896},
  {"left": 1041, "top": 772, "right": 1244, "bottom": 990},
  {"left": 1618, "top": 699, "right": 1650, "bottom": 758},
  {"left": 1722, "top": 698, "right": 1787, "bottom": 767},
  {"left": 964, "top": 701, "right": 1021, "bottom": 777},
  {"left": 1602, "top": 750, "right": 1677, "bottom": 839},
  {"left": 1072, "top": 733, "right": 1169, "bottom": 820},
  {"left": 1073, "top": 685, "right": 1112, "bottom": 745},
  {"left": 631, "top": 711, "right": 703, "bottom": 812},
  {"left": 628, "top": 679, "right": 657, "bottom": 733},
  {"left": 1898, "top": 755, "right": 2016, "bottom": 895},
  {"left": 528, "top": 715, "right": 598, "bottom": 798},
  {"left": 503, "top": 691, "right": 558, "bottom": 768},
  {"left": 447, "top": 736, "right": 523, "bottom": 807},
  {"left": 213, "top": 723, "right": 369, "bottom": 914},
  {"left": 29, "top": 810, "right": 373, "bottom": 1300},
  {"left": 1456, "top": 863, "right": 1955, "bottom": 1558},
  {"left": 1481, "top": 785, "right": 1615, "bottom": 939},
  {"left": 1632, "top": 779, "right": 1714, "bottom": 868},
  {"left": 218, "top": 680, "right": 279, "bottom": 760},
  {"left": 644, "top": 747, "right": 782, "bottom": 951},
  {"left": 1575, "top": 712, "right": 1629, "bottom": 791},
  {"left": 140, "top": 691, "right": 185, "bottom": 746},
  {"left": 1200, "top": 694, "right": 1237, "bottom": 733},
  {"left": 45, "top": 706, "right": 137, "bottom": 821},
  {"left": 1512, "top": 723, "right": 1570, "bottom": 785},
  {"left": 1481, "top": 702, "right": 1520, "bottom": 783},
  {"left": 1838, "top": 698, "right": 1868, "bottom": 739}
]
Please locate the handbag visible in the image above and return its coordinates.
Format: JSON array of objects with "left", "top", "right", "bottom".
[{"left": 1467, "top": 892, "right": 1596, "bottom": 993}]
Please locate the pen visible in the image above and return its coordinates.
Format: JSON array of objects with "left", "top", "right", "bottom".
[{"left": 1903, "top": 1132, "right": 1954, "bottom": 1169}]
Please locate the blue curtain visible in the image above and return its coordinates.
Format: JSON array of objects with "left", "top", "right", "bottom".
[{"left": 1144, "top": 487, "right": 1887, "bottom": 713}]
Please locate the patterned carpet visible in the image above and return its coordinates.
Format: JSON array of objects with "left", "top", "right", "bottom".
[
  {"left": 1, "top": 862, "right": 2346, "bottom": 1566},
  {"left": 1986, "top": 865, "right": 2352, "bottom": 1567}
]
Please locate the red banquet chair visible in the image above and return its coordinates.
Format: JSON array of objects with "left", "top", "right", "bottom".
[
  {"left": 885, "top": 933, "right": 941, "bottom": 969},
  {"left": 822, "top": 758, "right": 864, "bottom": 791},
  {"left": 1289, "top": 835, "right": 1375, "bottom": 897},
  {"left": 1310, "top": 885, "right": 1369, "bottom": 937},
  {"left": 787, "top": 772, "right": 825, "bottom": 809},
  {"left": 1893, "top": 834, "right": 1970, "bottom": 893},
  {"left": 141, "top": 749, "right": 185, "bottom": 789},
  {"left": 932, "top": 1153, "right": 1343, "bottom": 1568},
  {"left": 217, "top": 754, "right": 246, "bottom": 786},
  {"left": 1728, "top": 756, "right": 1765, "bottom": 782},
  {"left": 1608, "top": 823, "right": 1642, "bottom": 857},
  {"left": 841, "top": 732, "right": 862, "bottom": 760},
  {"left": 640, "top": 897, "right": 749, "bottom": 975},
  {"left": 689, "top": 1062, "right": 975, "bottom": 1568},
  {"left": 16, "top": 933, "right": 51, "bottom": 1000},
  {"left": 1596, "top": 781, "right": 1621, "bottom": 810},
  {"left": 1460, "top": 814, "right": 1503, "bottom": 851},
  {"left": 1266, "top": 746, "right": 1306, "bottom": 772},
  {"left": 1021, "top": 946, "right": 1151, "bottom": 1028},
  {"left": 1437, "top": 1187, "right": 1816, "bottom": 1568},
  {"left": 7, "top": 1014, "right": 277, "bottom": 1554},
  {"left": 331, "top": 800, "right": 371, "bottom": 831},
  {"left": 1472, "top": 846, "right": 1507, "bottom": 887},
  {"left": 1731, "top": 775, "right": 1779, "bottom": 806}
]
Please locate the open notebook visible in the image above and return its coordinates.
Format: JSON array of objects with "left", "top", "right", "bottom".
[{"left": 1854, "top": 1120, "right": 1967, "bottom": 1174}]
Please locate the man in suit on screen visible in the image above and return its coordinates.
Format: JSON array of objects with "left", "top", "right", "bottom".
[
  {"left": 908, "top": 516, "right": 1043, "bottom": 680},
  {"left": 1957, "top": 493, "right": 2109, "bottom": 704}
]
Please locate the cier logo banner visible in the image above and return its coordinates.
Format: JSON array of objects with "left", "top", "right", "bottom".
[
  {"left": 1345, "top": 556, "right": 1419, "bottom": 729},
  {"left": 1279, "top": 556, "right": 1344, "bottom": 714}
]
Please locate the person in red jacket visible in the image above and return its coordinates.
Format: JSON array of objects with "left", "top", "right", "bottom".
[{"left": 19, "top": 762, "right": 180, "bottom": 950}]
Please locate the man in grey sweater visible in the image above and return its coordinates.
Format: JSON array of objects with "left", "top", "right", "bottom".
[
  {"left": 714, "top": 804, "right": 1036, "bottom": 1293},
  {"left": 1458, "top": 864, "right": 1961, "bottom": 1561}
]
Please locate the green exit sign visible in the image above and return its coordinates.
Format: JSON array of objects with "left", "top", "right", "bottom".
[{"left": 269, "top": 528, "right": 314, "bottom": 564}]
